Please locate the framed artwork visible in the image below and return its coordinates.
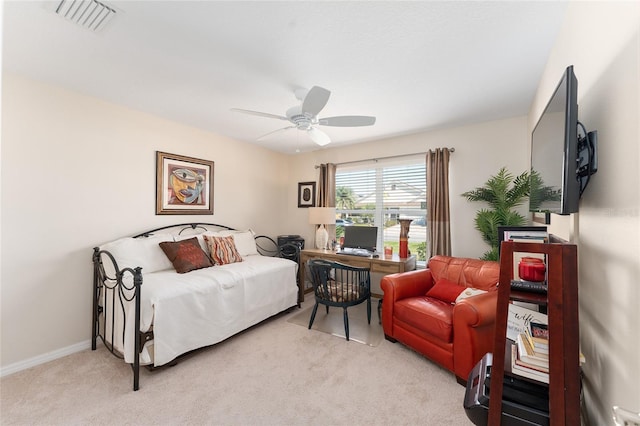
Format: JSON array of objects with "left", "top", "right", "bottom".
[
  {"left": 297, "top": 181, "right": 316, "bottom": 208},
  {"left": 156, "top": 151, "right": 214, "bottom": 215}
]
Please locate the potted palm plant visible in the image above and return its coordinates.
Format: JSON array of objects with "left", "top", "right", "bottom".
[{"left": 462, "top": 167, "right": 530, "bottom": 261}]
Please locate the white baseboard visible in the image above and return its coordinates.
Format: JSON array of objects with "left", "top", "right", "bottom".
[{"left": 1, "top": 340, "right": 92, "bottom": 378}]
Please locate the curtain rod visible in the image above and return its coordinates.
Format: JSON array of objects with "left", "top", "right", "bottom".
[{"left": 314, "top": 148, "right": 454, "bottom": 168}]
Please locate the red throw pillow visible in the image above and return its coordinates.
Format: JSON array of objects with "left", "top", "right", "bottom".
[
  {"left": 425, "top": 278, "right": 464, "bottom": 304},
  {"left": 159, "top": 237, "right": 214, "bottom": 273}
]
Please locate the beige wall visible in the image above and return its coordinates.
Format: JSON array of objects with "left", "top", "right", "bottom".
[
  {"left": 287, "top": 116, "right": 530, "bottom": 260},
  {"left": 530, "top": 2, "right": 640, "bottom": 424},
  {"left": 1, "top": 71, "right": 531, "bottom": 373},
  {"left": 0, "top": 74, "right": 290, "bottom": 369}
]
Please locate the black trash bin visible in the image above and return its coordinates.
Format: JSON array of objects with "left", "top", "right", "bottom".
[{"left": 277, "top": 235, "right": 304, "bottom": 263}]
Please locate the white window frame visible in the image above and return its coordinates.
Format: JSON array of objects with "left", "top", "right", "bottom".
[{"left": 335, "top": 155, "right": 427, "bottom": 262}]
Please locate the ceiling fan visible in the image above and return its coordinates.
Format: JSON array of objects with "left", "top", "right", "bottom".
[{"left": 231, "top": 86, "right": 376, "bottom": 146}]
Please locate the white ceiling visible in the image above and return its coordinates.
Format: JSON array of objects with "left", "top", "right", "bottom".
[{"left": 3, "top": 1, "right": 568, "bottom": 154}]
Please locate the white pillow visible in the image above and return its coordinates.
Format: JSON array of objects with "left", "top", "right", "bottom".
[
  {"left": 455, "top": 287, "right": 488, "bottom": 304},
  {"left": 100, "top": 234, "right": 174, "bottom": 274},
  {"left": 203, "top": 229, "right": 235, "bottom": 238},
  {"left": 231, "top": 230, "right": 258, "bottom": 257}
]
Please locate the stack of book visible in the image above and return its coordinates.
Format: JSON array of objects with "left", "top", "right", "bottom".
[
  {"left": 507, "top": 329, "right": 549, "bottom": 384},
  {"left": 505, "top": 316, "right": 585, "bottom": 385},
  {"left": 513, "top": 330, "right": 549, "bottom": 382}
]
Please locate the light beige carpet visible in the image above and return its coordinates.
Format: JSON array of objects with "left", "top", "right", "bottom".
[
  {"left": 287, "top": 298, "right": 383, "bottom": 347},
  {"left": 1, "top": 298, "right": 472, "bottom": 425}
]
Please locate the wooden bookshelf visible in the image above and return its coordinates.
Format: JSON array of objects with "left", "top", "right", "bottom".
[{"left": 488, "top": 239, "right": 580, "bottom": 425}]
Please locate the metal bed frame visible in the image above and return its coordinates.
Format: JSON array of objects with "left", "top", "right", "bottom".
[{"left": 91, "top": 223, "right": 299, "bottom": 391}]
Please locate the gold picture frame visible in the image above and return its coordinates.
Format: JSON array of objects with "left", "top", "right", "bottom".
[{"left": 156, "top": 151, "right": 214, "bottom": 215}]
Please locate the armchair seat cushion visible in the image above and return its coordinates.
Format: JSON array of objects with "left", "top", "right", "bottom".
[{"left": 395, "top": 297, "right": 454, "bottom": 342}]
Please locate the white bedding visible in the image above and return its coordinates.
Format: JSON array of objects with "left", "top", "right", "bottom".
[{"left": 120, "top": 255, "right": 298, "bottom": 366}]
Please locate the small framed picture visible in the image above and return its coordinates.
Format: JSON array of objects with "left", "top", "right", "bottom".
[
  {"left": 297, "top": 182, "right": 316, "bottom": 208},
  {"left": 530, "top": 322, "right": 549, "bottom": 339}
]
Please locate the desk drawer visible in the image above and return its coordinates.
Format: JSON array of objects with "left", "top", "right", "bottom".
[
  {"left": 371, "top": 262, "right": 401, "bottom": 274},
  {"left": 333, "top": 257, "right": 370, "bottom": 269}
]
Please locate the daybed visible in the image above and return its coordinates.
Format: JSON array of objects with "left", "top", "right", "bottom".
[
  {"left": 92, "top": 223, "right": 299, "bottom": 391},
  {"left": 381, "top": 255, "right": 500, "bottom": 384}
]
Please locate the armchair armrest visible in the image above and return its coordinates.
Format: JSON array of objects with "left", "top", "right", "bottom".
[
  {"left": 380, "top": 269, "right": 434, "bottom": 302},
  {"left": 452, "top": 291, "right": 498, "bottom": 382},
  {"left": 454, "top": 290, "right": 498, "bottom": 328},
  {"left": 380, "top": 269, "right": 434, "bottom": 337}
]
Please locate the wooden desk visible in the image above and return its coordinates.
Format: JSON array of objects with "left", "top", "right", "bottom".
[{"left": 298, "top": 249, "right": 417, "bottom": 302}]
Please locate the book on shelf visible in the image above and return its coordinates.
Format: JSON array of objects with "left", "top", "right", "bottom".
[
  {"left": 531, "top": 340, "right": 549, "bottom": 355},
  {"left": 514, "top": 356, "right": 550, "bottom": 375},
  {"left": 517, "top": 333, "right": 549, "bottom": 367},
  {"left": 515, "top": 336, "right": 549, "bottom": 374},
  {"left": 508, "top": 340, "right": 549, "bottom": 384},
  {"left": 523, "top": 327, "right": 548, "bottom": 351},
  {"left": 503, "top": 230, "right": 549, "bottom": 242},
  {"left": 510, "top": 279, "right": 547, "bottom": 294}
]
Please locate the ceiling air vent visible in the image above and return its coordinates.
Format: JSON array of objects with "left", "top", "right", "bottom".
[{"left": 54, "top": 0, "right": 116, "bottom": 32}]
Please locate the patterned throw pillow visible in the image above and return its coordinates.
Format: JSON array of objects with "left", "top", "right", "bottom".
[
  {"left": 159, "top": 237, "right": 214, "bottom": 274},
  {"left": 204, "top": 235, "right": 243, "bottom": 265}
]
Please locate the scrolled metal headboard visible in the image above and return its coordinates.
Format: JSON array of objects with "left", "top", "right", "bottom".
[{"left": 131, "top": 222, "right": 236, "bottom": 238}]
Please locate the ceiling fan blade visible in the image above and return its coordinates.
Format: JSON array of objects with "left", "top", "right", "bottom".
[
  {"left": 302, "top": 86, "right": 331, "bottom": 117},
  {"left": 308, "top": 127, "right": 331, "bottom": 146},
  {"left": 318, "top": 116, "right": 376, "bottom": 127},
  {"left": 257, "top": 126, "right": 296, "bottom": 140},
  {"left": 231, "top": 108, "right": 289, "bottom": 121}
]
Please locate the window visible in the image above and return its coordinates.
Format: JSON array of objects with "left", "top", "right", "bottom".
[{"left": 335, "top": 156, "right": 427, "bottom": 262}]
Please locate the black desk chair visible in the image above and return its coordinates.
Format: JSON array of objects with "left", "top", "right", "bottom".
[{"left": 308, "top": 259, "right": 371, "bottom": 341}]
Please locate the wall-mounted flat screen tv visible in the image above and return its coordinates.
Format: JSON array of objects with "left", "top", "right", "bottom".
[{"left": 529, "top": 65, "right": 598, "bottom": 216}]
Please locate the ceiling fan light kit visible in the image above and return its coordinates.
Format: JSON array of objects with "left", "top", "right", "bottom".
[
  {"left": 232, "top": 86, "right": 375, "bottom": 147},
  {"left": 309, "top": 127, "right": 331, "bottom": 146}
]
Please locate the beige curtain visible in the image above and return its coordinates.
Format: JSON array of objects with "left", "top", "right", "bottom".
[
  {"left": 317, "top": 163, "right": 336, "bottom": 208},
  {"left": 317, "top": 163, "right": 337, "bottom": 244},
  {"left": 426, "top": 149, "right": 451, "bottom": 257}
]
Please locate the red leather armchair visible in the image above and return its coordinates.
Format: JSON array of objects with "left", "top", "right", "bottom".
[{"left": 381, "top": 255, "right": 500, "bottom": 384}]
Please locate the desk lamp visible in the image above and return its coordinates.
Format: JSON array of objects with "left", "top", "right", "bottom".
[{"left": 308, "top": 207, "right": 335, "bottom": 249}]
